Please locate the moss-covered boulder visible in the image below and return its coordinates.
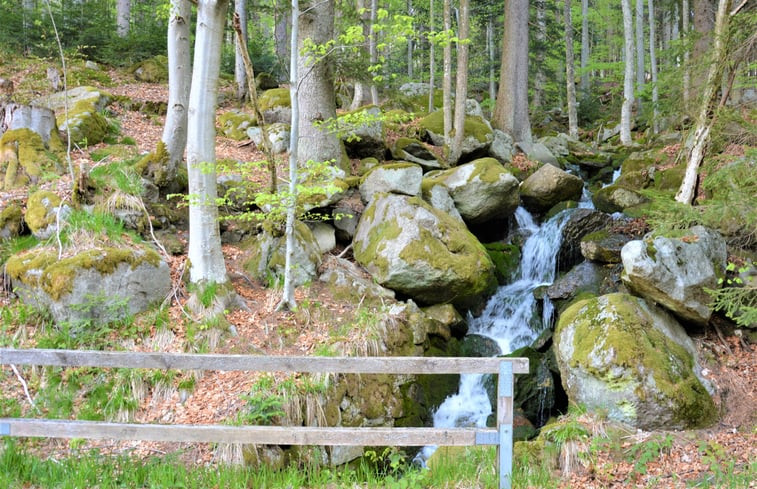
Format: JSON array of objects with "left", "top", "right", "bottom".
[
  {"left": 422, "top": 157, "right": 519, "bottom": 225},
  {"left": 484, "top": 242, "right": 521, "bottom": 285},
  {"left": 353, "top": 193, "right": 497, "bottom": 309},
  {"left": 421, "top": 183, "right": 464, "bottom": 222},
  {"left": 359, "top": 162, "right": 422, "bottom": 203},
  {"left": 218, "top": 110, "right": 257, "bottom": 140},
  {"left": 621, "top": 226, "right": 727, "bottom": 326},
  {"left": 24, "top": 190, "right": 71, "bottom": 239},
  {"left": 255, "top": 72, "right": 279, "bottom": 90},
  {"left": 247, "top": 122, "right": 290, "bottom": 154},
  {"left": 555, "top": 293, "right": 716, "bottom": 430},
  {"left": 419, "top": 110, "right": 493, "bottom": 163},
  {"left": 34, "top": 86, "right": 112, "bottom": 146},
  {"left": 520, "top": 163, "right": 584, "bottom": 213},
  {"left": 558, "top": 209, "right": 612, "bottom": 272},
  {"left": 580, "top": 229, "right": 631, "bottom": 263},
  {"left": 390, "top": 137, "right": 441, "bottom": 171},
  {"left": 341, "top": 106, "right": 386, "bottom": 160},
  {"left": 0, "top": 128, "right": 63, "bottom": 190},
  {"left": 592, "top": 183, "right": 648, "bottom": 214},
  {"left": 130, "top": 55, "right": 168, "bottom": 83},
  {"left": 258, "top": 88, "right": 291, "bottom": 124},
  {"left": 6, "top": 244, "right": 171, "bottom": 325},
  {"left": 243, "top": 220, "right": 322, "bottom": 287},
  {"left": 0, "top": 202, "right": 24, "bottom": 239}
]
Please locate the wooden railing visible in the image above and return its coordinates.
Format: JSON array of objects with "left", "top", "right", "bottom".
[{"left": 0, "top": 348, "right": 528, "bottom": 489}]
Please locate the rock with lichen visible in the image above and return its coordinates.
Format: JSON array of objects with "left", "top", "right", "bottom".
[
  {"left": 419, "top": 110, "right": 493, "bottom": 164},
  {"left": 24, "top": 190, "right": 71, "bottom": 240},
  {"left": 422, "top": 157, "right": 519, "bottom": 225},
  {"left": 554, "top": 293, "right": 716, "bottom": 430},
  {"left": 6, "top": 244, "right": 171, "bottom": 325},
  {"left": 353, "top": 192, "right": 496, "bottom": 309},
  {"left": 0, "top": 202, "right": 24, "bottom": 239},
  {"left": 520, "top": 163, "right": 584, "bottom": 214},
  {"left": 34, "top": 86, "right": 112, "bottom": 146},
  {"left": 0, "top": 128, "right": 64, "bottom": 190}
]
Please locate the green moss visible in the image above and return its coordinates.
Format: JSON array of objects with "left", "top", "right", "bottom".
[
  {"left": 218, "top": 111, "right": 257, "bottom": 140},
  {"left": 0, "top": 129, "right": 62, "bottom": 189},
  {"left": 59, "top": 99, "right": 111, "bottom": 146},
  {"left": 558, "top": 294, "right": 716, "bottom": 427},
  {"left": 359, "top": 161, "right": 419, "bottom": 184},
  {"left": 581, "top": 230, "right": 611, "bottom": 243},
  {"left": 654, "top": 165, "right": 685, "bottom": 190},
  {"left": 468, "top": 157, "right": 509, "bottom": 184},
  {"left": 6, "top": 246, "right": 162, "bottom": 300},
  {"left": 258, "top": 88, "right": 291, "bottom": 112},
  {"left": 485, "top": 242, "right": 521, "bottom": 285},
  {"left": 419, "top": 111, "right": 492, "bottom": 143},
  {"left": 25, "top": 190, "right": 61, "bottom": 233},
  {"left": 129, "top": 55, "right": 168, "bottom": 83},
  {"left": 134, "top": 141, "right": 170, "bottom": 186}
]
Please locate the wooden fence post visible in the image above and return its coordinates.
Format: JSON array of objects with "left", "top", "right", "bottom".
[{"left": 497, "top": 360, "right": 514, "bottom": 489}]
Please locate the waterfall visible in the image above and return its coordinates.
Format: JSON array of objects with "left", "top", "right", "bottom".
[{"left": 418, "top": 207, "right": 572, "bottom": 462}]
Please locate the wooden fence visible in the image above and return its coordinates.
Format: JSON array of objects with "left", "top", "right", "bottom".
[{"left": 0, "top": 348, "right": 528, "bottom": 489}]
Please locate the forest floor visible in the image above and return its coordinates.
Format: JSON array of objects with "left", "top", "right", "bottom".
[{"left": 0, "top": 69, "right": 755, "bottom": 488}]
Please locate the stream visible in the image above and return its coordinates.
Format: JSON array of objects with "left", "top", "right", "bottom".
[{"left": 417, "top": 207, "right": 573, "bottom": 462}]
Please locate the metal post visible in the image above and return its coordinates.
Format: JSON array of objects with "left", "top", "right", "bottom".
[{"left": 497, "top": 361, "right": 514, "bottom": 489}]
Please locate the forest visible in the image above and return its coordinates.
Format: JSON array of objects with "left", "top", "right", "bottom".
[{"left": 0, "top": 0, "right": 755, "bottom": 487}]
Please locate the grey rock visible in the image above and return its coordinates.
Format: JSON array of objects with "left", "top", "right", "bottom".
[
  {"left": 308, "top": 221, "right": 336, "bottom": 254},
  {"left": 359, "top": 163, "right": 423, "bottom": 203},
  {"left": 399, "top": 82, "right": 431, "bottom": 97},
  {"left": 489, "top": 129, "right": 514, "bottom": 163},
  {"left": 621, "top": 226, "right": 727, "bottom": 326},
  {"left": 520, "top": 163, "right": 584, "bottom": 213},
  {"left": 244, "top": 220, "right": 322, "bottom": 287},
  {"left": 558, "top": 209, "right": 613, "bottom": 271}
]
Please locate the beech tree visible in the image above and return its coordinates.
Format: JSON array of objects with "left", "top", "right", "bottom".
[
  {"left": 234, "top": 0, "right": 248, "bottom": 102},
  {"left": 635, "top": 0, "right": 644, "bottom": 112},
  {"left": 450, "top": 0, "right": 470, "bottom": 164},
  {"left": 580, "top": 0, "right": 590, "bottom": 93},
  {"left": 116, "top": 0, "right": 130, "bottom": 38},
  {"left": 620, "top": 0, "right": 634, "bottom": 145},
  {"left": 493, "top": 0, "right": 531, "bottom": 143},
  {"left": 442, "top": 0, "right": 452, "bottom": 146},
  {"left": 564, "top": 0, "right": 579, "bottom": 139},
  {"left": 185, "top": 0, "right": 237, "bottom": 311}
]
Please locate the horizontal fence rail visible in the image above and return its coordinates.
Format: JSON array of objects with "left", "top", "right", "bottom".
[{"left": 0, "top": 348, "right": 527, "bottom": 489}]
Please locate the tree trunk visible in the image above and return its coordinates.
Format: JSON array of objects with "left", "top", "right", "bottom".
[
  {"left": 565, "top": 0, "right": 579, "bottom": 139},
  {"left": 186, "top": 0, "right": 230, "bottom": 287},
  {"left": 116, "top": 0, "right": 130, "bottom": 37},
  {"left": 693, "top": 0, "right": 715, "bottom": 60},
  {"left": 532, "top": 0, "right": 546, "bottom": 109},
  {"left": 407, "top": 0, "right": 413, "bottom": 79},
  {"left": 274, "top": 1, "right": 290, "bottom": 82},
  {"left": 234, "top": 0, "right": 248, "bottom": 102},
  {"left": 487, "top": 15, "right": 496, "bottom": 107},
  {"left": 297, "top": 0, "right": 342, "bottom": 168},
  {"left": 450, "top": 0, "right": 470, "bottom": 164},
  {"left": 442, "top": 0, "right": 452, "bottom": 145},
  {"left": 351, "top": 0, "right": 373, "bottom": 110},
  {"left": 493, "top": 0, "right": 531, "bottom": 143},
  {"left": 620, "top": 0, "right": 635, "bottom": 145},
  {"left": 161, "top": 0, "right": 191, "bottom": 184},
  {"left": 635, "top": 0, "right": 645, "bottom": 112},
  {"left": 280, "top": 0, "right": 300, "bottom": 311},
  {"left": 428, "top": 0, "right": 436, "bottom": 113},
  {"left": 648, "top": 0, "right": 659, "bottom": 133},
  {"left": 682, "top": 0, "right": 691, "bottom": 105},
  {"left": 369, "top": 0, "right": 379, "bottom": 104},
  {"left": 580, "top": 0, "right": 590, "bottom": 93},
  {"left": 676, "top": 0, "right": 731, "bottom": 205}
]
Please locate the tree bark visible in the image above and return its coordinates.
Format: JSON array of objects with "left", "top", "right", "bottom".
[
  {"left": 565, "top": 0, "right": 579, "bottom": 139},
  {"left": 186, "top": 0, "right": 230, "bottom": 286},
  {"left": 274, "top": 1, "right": 290, "bottom": 82},
  {"left": 442, "top": 0, "right": 452, "bottom": 145},
  {"left": 493, "top": 0, "right": 531, "bottom": 143},
  {"left": 620, "top": 0, "right": 635, "bottom": 145},
  {"left": 297, "top": 0, "right": 342, "bottom": 168},
  {"left": 648, "top": 0, "right": 659, "bottom": 133},
  {"left": 487, "top": 15, "right": 496, "bottom": 107},
  {"left": 451, "top": 0, "right": 470, "bottom": 164},
  {"left": 350, "top": 0, "right": 373, "bottom": 110},
  {"left": 234, "top": 0, "right": 248, "bottom": 102},
  {"left": 407, "top": 0, "right": 414, "bottom": 78},
  {"left": 635, "top": 0, "right": 645, "bottom": 112},
  {"left": 580, "top": 0, "right": 590, "bottom": 93},
  {"left": 369, "top": 0, "right": 379, "bottom": 104},
  {"left": 116, "top": 0, "right": 130, "bottom": 38},
  {"left": 532, "top": 0, "right": 547, "bottom": 109},
  {"left": 428, "top": 0, "right": 436, "bottom": 113},
  {"left": 280, "top": 0, "right": 300, "bottom": 311},
  {"left": 682, "top": 0, "right": 691, "bottom": 105},
  {"left": 161, "top": 0, "right": 191, "bottom": 184},
  {"left": 676, "top": 0, "right": 731, "bottom": 205}
]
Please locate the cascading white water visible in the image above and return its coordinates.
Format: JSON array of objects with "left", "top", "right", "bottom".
[{"left": 418, "top": 207, "right": 572, "bottom": 461}]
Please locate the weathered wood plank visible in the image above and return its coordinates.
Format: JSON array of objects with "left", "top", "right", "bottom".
[
  {"left": 0, "top": 419, "right": 499, "bottom": 446},
  {"left": 0, "top": 349, "right": 529, "bottom": 374}
]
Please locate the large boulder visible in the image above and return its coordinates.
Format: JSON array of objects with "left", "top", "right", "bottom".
[
  {"left": 6, "top": 245, "right": 171, "bottom": 325},
  {"left": 419, "top": 110, "right": 493, "bottom": 163},
  {"left": 390, "top": 137, "right": 441, "bottom": 171},
  {"left": 342, "top": 106, "right": 385, "bottom": 160},
  {"left": 218, "top": 110, "right": 257, "bottom": 140},
  {"left": 516, "top": 141, "right": 559, "bottom": 166},
  {"left": 243, "top": 221, "right": 322, "bottom": 287},
  {"left": 422, "top": 157, "right": 520, "bottom": 225},
  {"left": 247, "top": 123, "right": 290, "bottom": 154},
  {"left": 592, "top": 183, "right": 648, "bottom": 213},
  {"left": 555, "top": 293, "right": 716, "bottom": 430},
  {"left": 1, "top": 103, "right": 58, "bottom": 145},
  {"left": 580, "top": 230, "right": 632, "bottom": 263},
  {"left": 359, "top": 163, "right": 423, "bottom": 203},
  {"left": 0, "top": 202, "right": 24, "bottom": 239},
  {"left": 353, "top": 193, "right": 497, "bottom": 308},
  {"left": 0, "top": 128, "right": 64, "bottom": 190},
  {"left": 489, "top": 129, "right": 514, "bottom": 163},
  {"left": 24, "top": 190, "right": 71, "bottom": 240},
  {"left": 621, "top": 226, "right": 727, "bottom": 326},
  {"left": 558, "top": 209, "right": 613, "bottom": 271},
  {"left": 130, "top": 55, "right": 168, "bottom": 83},
  {"left": 519, "top": 163, "right": 584, "bottom": 213},
  {"left": 34, "top": 86, "right": 112, "bottom": 146},
  {"left": 258, "top": 88, "right": 291, "bottom": 124},
  {"left": 421, "top": 184, "right": 463, "bottom": 222}
]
